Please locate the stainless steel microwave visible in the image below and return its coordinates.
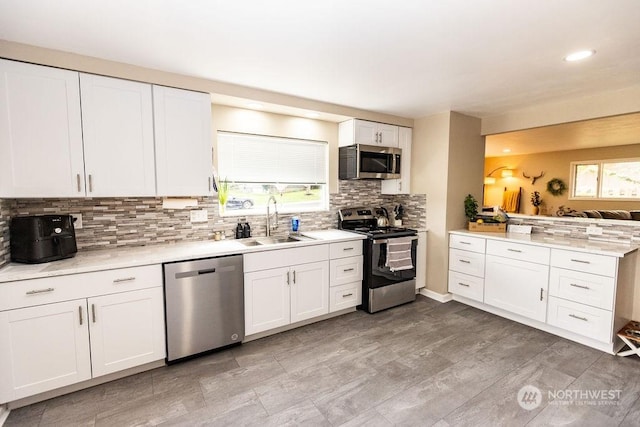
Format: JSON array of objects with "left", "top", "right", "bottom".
[{"left": 339, "top": 144, "right": 401, "bottom": 179}]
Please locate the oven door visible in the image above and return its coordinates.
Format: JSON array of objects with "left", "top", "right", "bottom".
[{"left": 367, "top": 236, "right": 417, "bottom": 289}]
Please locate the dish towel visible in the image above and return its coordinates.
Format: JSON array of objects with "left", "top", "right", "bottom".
[{"left": 385, "top": 237, "right": 414, "bottom": 272}]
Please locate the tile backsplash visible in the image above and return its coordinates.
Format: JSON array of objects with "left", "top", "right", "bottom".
[{"left": 0, "top": 180, "right": 426, "bottom": 267}]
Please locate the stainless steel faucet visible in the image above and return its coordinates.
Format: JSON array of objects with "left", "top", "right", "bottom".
[{"left": 266, "top": 195, "right": 278, "bottom": 236}]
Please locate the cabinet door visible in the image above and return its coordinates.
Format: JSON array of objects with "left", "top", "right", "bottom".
[
  {"left": 88, "top": 287, "right": 165, "bottom": 377},
  {"left": 290, "top": 261, "right": 329, "bottom": 323},
  {"left": 377, "top": 123, "right": 399, "bottom": 147},
  {"left": 381, "top": 126, "right": 410, "bottom": 194},
  {"left": 0, "top": 59, "right": 84, "bottom": 197},
  {"left": 485, "top": 255, "right": 549, "bottom": 322},
  {"left": 0, "top": 300, "right": 91, "bottom": 402},
  {"left": 153, "top": 86, "right": 213, "bottom": 196},
  {"left": 353, "top": 119, "right": 378, "bottom": 144},
  {"left": 80, "top": 74, "right": 156, "bottom": 196},
  {"left": 244, "top": 267, "right": 290, "bottom": 335}
]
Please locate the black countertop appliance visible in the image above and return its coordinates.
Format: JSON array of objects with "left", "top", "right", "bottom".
[{"left": 10, "top": 215, "right": 78, "bottom": 263}]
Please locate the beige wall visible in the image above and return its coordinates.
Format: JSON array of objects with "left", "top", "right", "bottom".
[
  {"left": 485, "top": 144, "right": 640, "bottom": 215},
  {"left": 212, "top": 105, "right": 339, "bottom": 193},
  {"left": 482, "top": 85, "right": 640, "bottom": 135},
  {"left": 413, "top": 112, "right": 484, "bottom": 295}
]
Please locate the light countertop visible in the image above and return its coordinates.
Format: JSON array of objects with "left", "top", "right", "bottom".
[
  {"left": 450, "top": 230, "right": 639, "bottom": 257},
  {"left": 0, "top": 229, "right": 365, "bottom": 283}
]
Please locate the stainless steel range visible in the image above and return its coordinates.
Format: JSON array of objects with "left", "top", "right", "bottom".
[{"left": 338, "top": 207, "right": 417, "bottom": 313}]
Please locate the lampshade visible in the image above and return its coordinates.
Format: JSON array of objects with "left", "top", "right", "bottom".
[
  {"left": 501, "top": 169, "right": 513, "bottom": 178},
  {"left": 484, "top": 176, "right": 496, "bottom": 185}
]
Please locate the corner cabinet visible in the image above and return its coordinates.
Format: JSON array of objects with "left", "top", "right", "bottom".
[
  {"left": 448, "top": 232, "right": 637, "bottom": 354},
  {"left": 153, "top": 86, "right": 213, "bottom": 196},
  {"left": 381, "top": 126, "right": 412, "bottom": 194},
  {"left": 339, "top": 119, "right": 399, "bottom": 147},
  {"left": 244, "top": 245, "right": 330, "bottom": 336},
  {"left": 0, "top": 265, "right": 165, "bottom": 404},
  {"left": 0, "top": 59, "right": 85, "bottom": 197}
]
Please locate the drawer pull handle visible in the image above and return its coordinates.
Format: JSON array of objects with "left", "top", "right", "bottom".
[
  {"left": 26, "top": 287, "right": 55, "bottom": 295},
  {"left": 569, "top": 314, "right": 588, "bottom": 322},
  {"left": 343, "top": 268, "right": 355, "bottom": 272},
  {"left": 570, "top": 259, "right": 591, "bottom": 264},
  {"left": 458, "top": 282, "right": 470, "bottom": 287},
  {"left": 459, "top": 241, "right": 471, "bottom": 245},
  {"left": 343, "top": 247, "right": 355, "bottom": 251},
  {"left": 91, "top": 304, "right": 96, "bottom": 323},
  {"left": 343, "top": 293, "right": 353, "bottom": 297},
  {"left": 569, "top": 283, "right": 590, "bottom": 290},
  {"left": 459, "top": 260, "right": 471, "bottom": 264},
  {"left": 79, "top": 306, "right": 83, "bottom": 326},
  {"left": 113, "top": 277, "right": 136, "bottom": 283},
  {"left": 540, "top": 288, "right": 544, "bottom": 301},
  {"left": 507, "top": 248, "right": 522, "bottom": 253}
]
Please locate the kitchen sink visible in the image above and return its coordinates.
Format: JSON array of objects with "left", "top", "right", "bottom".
[{"left": 239, "top": 235, "right": 313, "bottom": 246}]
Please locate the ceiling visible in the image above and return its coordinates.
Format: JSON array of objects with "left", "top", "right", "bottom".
[
  {"left": 485, "top": 112, "right": 640, "bottom": 157},
  {"left": 1, "top": 0, "right": 640, "bottom": 121}
]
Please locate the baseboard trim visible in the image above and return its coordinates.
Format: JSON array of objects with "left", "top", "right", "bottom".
[
  {"left": 0, "top": 404, "right": 9, "bottom": 427},
  {"left": 419, "top": 288, "right": 453, "bottom": 303}
]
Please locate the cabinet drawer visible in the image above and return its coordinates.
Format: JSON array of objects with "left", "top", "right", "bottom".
[
  {"left": 449, "top": 248, "right": 485, "bottom": 277},
  {"left": 450, "top": 234, "right": 485, "bottom": 254},
  {"left": 486, "top": 240, "right": 549, "bottom": 265},
  {"left": 547, "top": 296, "right": 612, "bottom": 343},
  {"left": 330, "top": 240, "right": 363, "bottom": 259},
  {"left": 549, "top": 267, "right": 615, "bottom": 310},
  {"left": 550, "top": 249, "right": 617, "bottom": 277},
  {"left": 448, "top": 270, "right": 484, "bottom": 302},
  {"left": 329, "top": 282, "right": 361, "bottom": 312},
  {"left": 0, "top": 265, "right": 162, "bottom": 311},
  {"left": 244, "top": 244, "right": 329, "bottom": 273},
  {"left": 330, "top": 256, "right": 363, "bottom": 287}
]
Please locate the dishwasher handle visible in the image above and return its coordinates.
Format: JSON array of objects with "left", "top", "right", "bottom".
[{"left": 174, "top": 265, "right": 236, "bottom": 279}]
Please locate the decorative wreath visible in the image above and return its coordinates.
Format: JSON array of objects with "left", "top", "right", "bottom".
[{"left": 546, "top": 178, "right": 567, "bottom": 196}]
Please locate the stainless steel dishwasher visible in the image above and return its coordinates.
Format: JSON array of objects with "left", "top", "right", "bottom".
[{"left": 164, "top": 255, "right": 244, "bottom": 362}]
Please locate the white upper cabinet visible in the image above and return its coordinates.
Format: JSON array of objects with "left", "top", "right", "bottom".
[
  {"left": 339, "top": 119, "right": 399, "bottom": 147},
  {"left": 153, "top": 86, "right": 213, "bottom": 196},
  {"left": 381, "top": 126, "right": 412, "bottom": 194},
  {"left": 80, "top": 74, "right": 156, "bottom": 197},
  {"left": 0, "top": 59, "right": 85, "bottom": 197}
]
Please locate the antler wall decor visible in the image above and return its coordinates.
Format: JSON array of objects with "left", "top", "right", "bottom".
[{"left": 522, "top": 171, "right": 545, "bottom": 184}]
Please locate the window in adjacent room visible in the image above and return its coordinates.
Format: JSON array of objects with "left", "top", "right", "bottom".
[
  {"left": 216, "top": 132, "right": 329, "bottom": 215},
  {"left": 570, "top": 158, "right": 640, "bottom": 200}
]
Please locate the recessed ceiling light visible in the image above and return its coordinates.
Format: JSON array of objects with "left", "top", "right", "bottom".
[
  {"left": 502, "top": 148, "right": 511, "bottom": 153},
  {"left": 305, "top": 112, "right": 320, "bottom": 118},
  {"left": 564, "top": 50, "right": 596, "bottom": 62},
  {"left": 247, "top": 102, "right": 263, "bottom": 109}
]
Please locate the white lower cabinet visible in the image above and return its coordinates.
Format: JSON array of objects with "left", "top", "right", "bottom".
[
  {"left": 88, "top": 287, "right": 165, "bottom": 377},
  {"left": 244, "top": 245, "right": 330, "bottom": 336},
  {"left": 0, "top": 265, "right": 165, "bottom": 404},
  {"left": 0, "top": 299, "right": 91, "bottom": 402},
  {"left": 485, "top": 255, "right": 549, "bottom": 322},
  {"left": 328, "top": 241, "right": 363, "bottom": 313},
  {"left": 547, "top": 296, "right": 612, "bottom": 343}
]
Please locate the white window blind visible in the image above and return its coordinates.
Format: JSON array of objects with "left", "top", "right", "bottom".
[{"left": 217, "top": 132, "right": 327, "bottom": 184}]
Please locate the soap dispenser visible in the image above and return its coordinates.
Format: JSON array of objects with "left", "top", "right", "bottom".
[{"left": 235, "top": 223, "right": 244, "bottom": 239}]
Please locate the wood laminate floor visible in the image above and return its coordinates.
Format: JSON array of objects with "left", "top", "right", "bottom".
[{"left": 6, "top": 296, "right": 640, "bottom": 426}]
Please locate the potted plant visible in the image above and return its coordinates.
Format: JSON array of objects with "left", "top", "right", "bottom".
[
  {"left": 464, "top": 194, "right": 478, "bottom": 223},
  {"left": 530, "top": 191, "right": 542, "bottom": 215},
  {"left": 217, "top": 177, "right": 229, "bottom": 213}
]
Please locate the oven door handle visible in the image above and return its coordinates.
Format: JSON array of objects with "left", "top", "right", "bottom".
[{"left": 372, "top": 236, "right": 418, "bottom": 245}]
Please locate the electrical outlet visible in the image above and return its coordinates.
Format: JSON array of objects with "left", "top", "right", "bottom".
[
  {"left": 190, "top": 209, "right": 208, "bottom": 223},
  {"left": 587, "top": 226, "right": 603, "bottom": 235},
  {"left": 71, "top": 213, "right": 83, "bottom": 229}
]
